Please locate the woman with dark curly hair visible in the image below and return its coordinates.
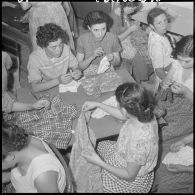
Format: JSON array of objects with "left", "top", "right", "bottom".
[
  {"left": 82, "top": 82, "right": 158, "bottom": 192},
  {"left": 2, "top": 121, "right": 66, "bottom": 193},
  {"left": 27, "top": 23, "right": 82, "bottom": 93},
  {"left": 76, "top": 10, "right": 122, "bottom": 76}
]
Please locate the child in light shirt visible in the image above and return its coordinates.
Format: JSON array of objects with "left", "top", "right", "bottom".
[{"left": 147, "top": 7, "right": 174, "bottom": 93}]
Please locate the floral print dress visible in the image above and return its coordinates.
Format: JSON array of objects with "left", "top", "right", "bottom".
[{"left": 97, "top": 117, "right": 159, "bottom": 193}]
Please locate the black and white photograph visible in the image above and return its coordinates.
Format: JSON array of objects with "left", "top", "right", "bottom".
[{"left": 2, "top": 1, "right": 193, "bottom": 193}]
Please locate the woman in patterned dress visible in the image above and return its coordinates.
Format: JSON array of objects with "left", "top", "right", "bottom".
[
  {"left": 82, "top": 82, "right": 159, "bottom": 192},
  {"left": 110, "top": 2, "right": 154, "bottom": 83},
  {"left": 20, "top": 2, "right": 75, "bottom": 51}
]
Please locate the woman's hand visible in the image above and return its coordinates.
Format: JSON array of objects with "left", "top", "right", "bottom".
[
  {"left": 166, "top": 164, "right": 191, "bottom": 173},
  {"left": 71, "top": 69, "right": 82, "bottom": 80},
  {"left": 170, "top": 82, "right": 188, "bottom": 95},
  {"left": 161, "top": 79, "right": 173, "bottom": 89},
  {"left": 60, "top": 74, "right": 72, "bottom": 84},
  {"left": 127, "top": 24, "right": 139, "bottom": 33},
  {"left": 33, "top": 99, "right": 50, "bottom": 110},
  {"left": 82, "top": 101, "right": 99, "bottom": 112},
  {"left": 106, "top": 53, "right": 114, "bottom": 62},
  {"left": 82, "top": 150, "right": 103, "bottom": 166},
  {"left": 170, "top": 140, "right": 185, "bottom": 152},
  {"left": 93, "top": 47, "right": 104, "bottom": 59}
]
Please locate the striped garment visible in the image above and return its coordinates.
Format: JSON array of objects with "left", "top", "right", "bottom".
[{"left": 27, "top": 44, "right": 78, "bottom": 83}]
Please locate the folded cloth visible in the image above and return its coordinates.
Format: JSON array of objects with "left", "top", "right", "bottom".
[
  {"left": 97, "top": 56, "right": 110, "bottom": 74},
  {"left": 81, "top": 71, "right": 122, "bottom": 96},
  {"left": 162, "top": 146, "right": 193, "bottom": 166},
  {"left": 91, "top": 96, "right": 117, "bottom": 119},
  {"left": 59, "top": 80, "right": 81, "bottom": 93}
]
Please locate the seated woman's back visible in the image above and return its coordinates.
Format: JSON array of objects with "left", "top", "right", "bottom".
[{"left": 2, "top": 123, "right": 66, "bottom": 193}]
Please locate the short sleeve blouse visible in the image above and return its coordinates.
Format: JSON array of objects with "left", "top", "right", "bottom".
[
  {"left": 27, "top": 44, "right": 78, "bottom": 83},
  {"left": 116, "top": 117, "right": 159, "bottom": 176},
  {"left": 77, "top": 31, "right": 122, "bottom": 66},
  {"left": 148, "top": 31, "right": 173, "bottom": 70}
]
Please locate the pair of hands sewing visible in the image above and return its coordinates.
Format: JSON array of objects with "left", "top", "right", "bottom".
[
  {"left": 162, "top": 80, "right": 189, "bottom": 95},
  {"left": 93, "top": 47, "right": 114, "bottom": 62},
  {"left": 165, "top": 140, "right": 192, "bottom": 173},
  {"left": 59, "top": 69, "right": 82, "bottom": 84}
]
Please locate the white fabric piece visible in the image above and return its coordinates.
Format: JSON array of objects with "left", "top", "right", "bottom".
[
  {"left": 91, "top": 96, "right": 117, "bottom": 119},
  {"left": 59, "top": 80, "right": 81, "bottom": 93},
  {"left": 97, "top": 56, "right": 110, "bottom": 74},
  {"left": 162, "top": 146, "right": 193, "bottom": 166}
]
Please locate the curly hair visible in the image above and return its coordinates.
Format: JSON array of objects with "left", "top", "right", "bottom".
[
  {"left": 172, "top": 35, "right": 193, "bottom": 59},
  {"left": 83, "top": 10, "right": 113, "bottom": 30},
  {"left": 36, "top": 23, "right": 69, "bottom": 48},
  {"left": 115, "top": 82, "right": 156, "bottom": 123},
  {"left": 120, "top": 2, "right": 143, "bottom": 27},
  {"left": 2, "top": 120, "right": 29, "bottom": 160}
]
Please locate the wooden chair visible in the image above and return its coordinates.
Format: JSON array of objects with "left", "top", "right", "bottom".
[{"left": 47, "top": 143, "right": 75, "bottom": 193}]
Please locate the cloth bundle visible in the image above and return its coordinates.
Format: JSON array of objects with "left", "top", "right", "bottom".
[
  {"left": 69, "top": 112, "right": 103, "bottom": 192},
  {"left": 3, "top": 95, "right": 79, "bottom": 149},
  {"left": 81, "top": 70, "right": 122, "bottom": 96},
  {"left": 162, "top": 146, "right": 193, "bottom": 166}
]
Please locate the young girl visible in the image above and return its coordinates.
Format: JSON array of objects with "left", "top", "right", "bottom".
[
  {"left": 2, "top": 121, "right": 66, "bottom": 193},
  {"left": 147, "top": 7, "right": 174, "bottom": 93},
  {"left": 82, "top": 82, "right": 158, "bottom": 193},
  {"left": 76, "top": 10, "right": 121, "bottom": 76},
  {"left": 152, "top": 35, "right": 193, "bottom": 193}
]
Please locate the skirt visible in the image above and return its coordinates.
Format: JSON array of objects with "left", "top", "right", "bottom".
[{"left": 97, "top": 140, "right": 154, "bottom": 193}]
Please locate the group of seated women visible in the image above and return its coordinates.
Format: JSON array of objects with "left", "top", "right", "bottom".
[{"left": 2, "top": 2, "right": 193, "bottom": 193}]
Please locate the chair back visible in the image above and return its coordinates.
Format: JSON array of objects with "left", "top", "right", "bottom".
[{"left": 47, "top": 143, "right": 74, "bottom": 193}]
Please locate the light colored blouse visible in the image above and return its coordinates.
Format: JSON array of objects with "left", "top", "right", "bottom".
[
  {"left": 27, "top": 44, "right": 78, "bottom": 83},
  {"left": 116, "top": 117, "right": 159, "bottom": 176},
  {"left": 148, "top": 31, "right": 173, "bottom": 70},
  {"left": 170, "top": 59, "right": 193, "bottom": 92},
  {"left": 10, "top": 137, "right": 66, "bottom": 193}
]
